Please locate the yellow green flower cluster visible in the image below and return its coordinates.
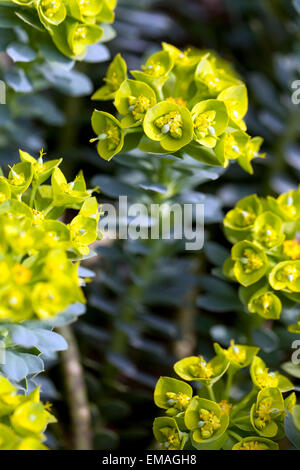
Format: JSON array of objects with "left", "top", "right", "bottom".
[
  {"left": 223, "top": 189, "right": 300, "bottom": 331},
  {"left": 153, "top": 340, "right": 298, "bottom": 450},
  {"left": 0, "top": 375, "right": 56, "bottom": 450},
  {"left": 11, "top": 0, "right": 117, "bottom": 57},
  {"left": 0, "top": 149, "right": 101, "bottom": 321},
  {"left": 91, "top": 43, "right": 264, "bottom": 171}
]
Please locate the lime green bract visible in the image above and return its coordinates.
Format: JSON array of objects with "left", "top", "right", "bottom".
[
  {"left": 223, "top": 187, "right": 300, "bottom": 330},
  {"left": 91, "top": 43, "right": 265, "bottom": 171},
  {"left": 0, "top": 150, "right": 101, "bottom": 322},
  {"left": 153, "top": 341, "right": 298, "bottom": 450},
  {"left": 9, "top": 0, "right": 117, "bottom": 58},
  {"left": 0, "top": 375, "right": 56, "bottom": 450}
]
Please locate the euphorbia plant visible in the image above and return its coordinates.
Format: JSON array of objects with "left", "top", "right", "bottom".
[
  {"left": 6, "top": 0, "right": 117, "bottom": 58},
  {"left": 0, "top": 149, "right": 100, "bottom": 321},
  {"left": 0, "top": 0, "right": 118, "bottom": 174},
  {"left": 91, "top": 43, "right": 265, "bottom": 170},
  {"left": 223, "top": 189, "right": 300, "bottom": 332},
  {"left": 87, "top": 43, "right": 283, "bottom": 447},
  {"left": 87, "top": 43, "right": 266, "bottom": 386},
  {"left": 0, "top": 149, "right": 101, "bottom": 449},
  {"left": 153, "top": 341, "right": 299, "bottom": 450},
  {"left": 0, "top": 375, "right": 56, "bottom": 450}
]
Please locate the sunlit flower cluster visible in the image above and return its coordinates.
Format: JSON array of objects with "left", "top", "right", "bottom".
[
  {"left": 0, "top": 375, "right": 56, "bottom": 450},
  {"left": 91, "top": 43, "right": 264, "bottom": 172},
  {"left": 153, "top": 341, "right": 297, "bottom": 450},
  {"left": 0, "top": 150, "right": 101, "bottom": 321},
  {"left": 223, "top": 189, "right": 300, "bottom": 331},
  {"left": 11, "top": 0, "right": 117, "bottom": 57}
]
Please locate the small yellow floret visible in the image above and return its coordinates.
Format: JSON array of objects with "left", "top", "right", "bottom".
[
  {"left": 198, "top": 408, "right": 221, "bottom": 439},
  {"left": 166, "top": 392, "right": 191, "bottom": 411},
  {"left": 226, "top": 340, "right": 246, "bottom": 364},
  {"left": 189, "top": 356, "right": 214, "bottom": 379},
  {"left": 128, "top": 95, "right": 151, "bottom": 121},
  {"left": 241, "top": 249, "right": 263, "bottom": 273},
  {"left": 41, "top": 0, "right": 61, "bottom": 17},
  {"left": 166, "top": 97, "right": 187, "bottom": 107},
  {"left": 12, "top": 264, "right": 32, "bottom": 285},
  {"left": 255, "top": 368, "right": 278, "bottom": 388},
  {"left": 155, "top": 111, "right": 183, "bottom": 139},
  {"left": 239, "top": 440, "right": 268, "bottom": 450},
  {"left": 283, "top": 240, "right": 300, "bottom": 260},
  {"left": 160, "top": 427, "right": 180, "bottom": 450},
  {"left": 218, "top": 400, "right": 232, "bottom": 415}
]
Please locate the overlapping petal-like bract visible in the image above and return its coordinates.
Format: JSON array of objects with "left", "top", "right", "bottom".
[
  {"left": 0, "top": 150, "right": 101, "bottom": 322},
  {"left": 223, "top": 187, "right": 300, "bottom": 329},
  {"left": 0, "top": 376, "right": 56, "bottom": 450},
  {"left": 10, "top": 0, "right": 117, "bottom": 58},
  {"left": 91, "top": 43, "right": 265, "bottom": 172},
  {"left": 153, "top": 341, "right": 298, "bottom": 450}
]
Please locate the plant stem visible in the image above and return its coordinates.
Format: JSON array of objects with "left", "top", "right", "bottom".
[
  {"left": 206, "top": 384, "right": 216, "bottom": 402},
  {"left": 58, "top": 325, "right": 92, "bottom": 450},
  {"left": 173, "top": 242, "right": 201, "bottom": 360},
  {"left": 105, "top": 158, "right": 172, "bottom": 376},
  {"left": 224, "top": 372, "right": 234, "bottom": 400},
  {"left": 29, "top": 184, "right": 37, "bottom": 208},
  {"left": 228, "top": 430, "right": 243, "bottom": 442},
  {"left": 44, "top": 204, "right": 54, "bottom": 216},
  {"left": 173, "top": 289, "right": 198, "bottom": 359},
  {"left": 230, "top": 387, "right": 257, "bottom": 419}
]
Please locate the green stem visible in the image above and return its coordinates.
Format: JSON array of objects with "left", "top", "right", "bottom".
[
  {"left": 44, "top": 204, "right": 54, "bottom": 216},
  {"left": 156, "top": 85, "right": 164, "bottom": 102},
  {"left": 228, "top": 430, "right": 243, "bottom": 442},
  {"left": 105, "top": 157, "right": 176, "bottom": 376},
  {"left": 29, "top": 184, "right": 37, "bottom": 209},
  {"left": 206, "top": 384, "right": 216, "bottom": 402},
  {"left": 230, "top": 387, "right": 257, "bottom": 419},
  {"left": 224, "top": 372, "right": 234, "bottom": 400}
]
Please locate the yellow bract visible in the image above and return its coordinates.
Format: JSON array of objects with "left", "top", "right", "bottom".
[
  {"left": 0, "top": 377, "right": 56, "bottom": 450},
  {"left": 0, "top": 150, "right": 99, "bottom": 321}
]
